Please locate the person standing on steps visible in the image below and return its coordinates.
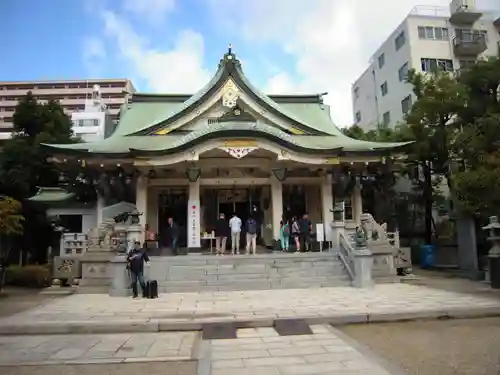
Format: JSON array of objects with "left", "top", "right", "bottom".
[
  {"left": 245, "top": 215, "right": 258, "bottom": 255},
  {"left": 299, "top": 212, "right": 312, "bottom": 252},
  {"left": 280, "top": 219, "right": 290, "bottom": 252},
  {"left": 127, "top": 241, "right": 150, "bottom": 298},
  {"left": 214, "top": 213, "right": 229, "bottom": 255},
  {"left": 291, "top": 216, "right": 301, "bottom": 252},
  {"left": 229, "top": 212, "right": 242, "bottom": 255},
  {"left": 168, "top": 217, "right": 179, "bottom": 255}
]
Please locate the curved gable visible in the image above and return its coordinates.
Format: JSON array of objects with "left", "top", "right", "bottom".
[{"left": 125, "top": 47, "right": 334, "bottom": 137}]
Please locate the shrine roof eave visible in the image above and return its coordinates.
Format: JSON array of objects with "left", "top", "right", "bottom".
[
  {"left": 126, "top": 51, "right": 333, "bottom": 137},
  {"left": 28, "top": 187, "right": 76, "bottom": 203},
  {"left": 42, "top": 131, "right": 413, "bottom": 159}
]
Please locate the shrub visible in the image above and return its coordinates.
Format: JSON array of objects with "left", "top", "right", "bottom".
[{"left": 5, "top": 264, "right": 51, "bottom": 288}]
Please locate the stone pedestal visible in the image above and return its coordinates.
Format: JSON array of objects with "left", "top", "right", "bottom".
[
  {"left": 353, "top": 248, "right": 374, "bottom": 288},
  {"left": 109, "top": 255, "right": 131, "bottom": 297},
  {"left": 330, "top": 221, "right": 344, "bottom": 249},
  {"left": 78, "top": 252, "right": 114, "bottom": 293}
]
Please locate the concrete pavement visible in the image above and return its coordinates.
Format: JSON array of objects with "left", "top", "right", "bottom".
[{"left": 1, "top": 284, "right": 500, "bottom": 335}]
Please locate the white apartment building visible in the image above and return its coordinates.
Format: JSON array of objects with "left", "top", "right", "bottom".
[
  {"left": 71, "top": 85, "right": 116, "bottom": 142},
  {"left": 352, "top": 0, "right": 500, "bottom": 130}
]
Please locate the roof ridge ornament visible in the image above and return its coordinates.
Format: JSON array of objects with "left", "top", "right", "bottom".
[{"left": 219, "top": 43, "right": 241, "bottom": 70}]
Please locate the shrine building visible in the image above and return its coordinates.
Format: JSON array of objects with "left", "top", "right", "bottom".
[{"left": 40, "top": 46, "right": 410, "bottom": 251}]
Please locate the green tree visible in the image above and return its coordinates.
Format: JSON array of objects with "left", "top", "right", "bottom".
[
  {"left": 0, "top": 195, "right": 24, "bottom": 263},
  {"left": 405, "top": 69, "right": 467, "bottom": 243},
  {"left": 341, "top": 123, "right": 406, "bottom": 225},
  {"left": 452, "top": 57, "right": 500, "bottom": 219},
  {"left": 0, "top": 196, "right": 24, "bottom": 236},
  {"left": 0, "top": 93, "right": 76, "bottom": 263}
]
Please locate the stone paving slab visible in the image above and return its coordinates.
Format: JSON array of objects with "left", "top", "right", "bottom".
[
  {"left": 1, "top": 284, "right": 500, "bottom": 335},
  {"left": 0, "top": 331, "right": 197, "bottom": 366},
  {"left": 208, "top": 325, "right": 400, "bottom": 375}
]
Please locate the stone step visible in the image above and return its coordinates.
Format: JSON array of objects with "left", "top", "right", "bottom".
[
  {"left": 159, "top": 276, "right": 351, "bottom": 293},
  {"left": 142, "top": 253, "right": 351, "bottom": 292}
]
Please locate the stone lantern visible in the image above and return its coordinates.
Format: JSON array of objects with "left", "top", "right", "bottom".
[
  {"left": 482, "top": 216, "right": 500, "bottom": 289},
  {"left": 331, "top": 202, "right": 345, "bottom": 223},
  {"left": 129, "top": 210, "right": 143, "bottom": 225}
]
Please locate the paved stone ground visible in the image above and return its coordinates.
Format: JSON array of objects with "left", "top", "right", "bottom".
[
  {"left": 0, "top": 325, "right": 403, "bottom": 375},
  {"left": 1, "top": 284, "right": 500, "bottom": 332},
  {"left": 0, "top": 332, "right": 197, "bottom": 366},
  {"left": 208, "top": 325, "right": 399, "bottom": 375},
  {"left": 0, "top": 361, "right": 197, "bottom": 375},
  {"left": 341, "top": 317, "right": 500, "bottom": 375},
  {"left": 0, "top": 288, "right": 64, "bottom": 318}
]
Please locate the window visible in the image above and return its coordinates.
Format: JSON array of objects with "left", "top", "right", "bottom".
[
  {"left": 418, "top": 26, "right": 449, "bottom": 40},
  {"left": 395, "top": 31, "right": 406, "bottom": 50},
  {"left": 353, "top": 87, "right": 359, "bottom": 99},
  {"left": 382, "top": 111, "right": 391, "bottom": 126},
  {"left": 434, "top": 27, "right": 449, "bottom": 40},
  {"left": 380, "top": 81, "right": 388, "bottom": 96},
  {"left": 459, "top": 60, "right": 476, "bottom": 69},
  {"left": 455, "top": 28, "right": 487, "bottom": 42},
  {"left": 401, "top": 95, "right": 412, "bottom": 115},
  {"left": 355, "top": 111, "right": 361, "bottom": 123},
  {"left": 398, "top": 62, "right": 409, "bottom": 81},
  {"left": 421, "top": 58, "right": 453, "bottom": 72},
  {"left": 378, "top": 53, "right": 385, "bottom": 69}
]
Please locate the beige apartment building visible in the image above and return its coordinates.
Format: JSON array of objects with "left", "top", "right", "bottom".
[{"left": 0, "top": 78, "right": 136, "bottom": 138}]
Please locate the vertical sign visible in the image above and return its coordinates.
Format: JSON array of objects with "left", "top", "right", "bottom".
[{"left": 187, "top": 200, "right": 201, "bottom": 248}]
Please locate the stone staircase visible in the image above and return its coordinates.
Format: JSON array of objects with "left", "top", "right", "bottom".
[{"left": 146, "top": 252, "right": 351, "bottom": 293}]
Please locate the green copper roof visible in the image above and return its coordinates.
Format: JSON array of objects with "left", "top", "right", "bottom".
[
  {"left": 28, "top": 187, "right": 76, "bottom": 203},
  {"left": 112, "top": 100, "right": 342, "bottom": 138},
  {"left": 45, "top": 121, "right": 411, "bottom": 156},
  {"left": 43, "top": 46, "right": 412, "bottom": 156}
]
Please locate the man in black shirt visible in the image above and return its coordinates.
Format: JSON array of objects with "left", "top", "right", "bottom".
[
  {"left": 168, "top": 217, "right": 179, "bottom": 255},
  {"left": 214, "top": 213, "right": 229, "bottom": 255},
  {"left": 127, "top": 241, "right": 150, "bottom": 298},
  {"left": 298, "top": 213, "right": 312, "bottom": 252}
]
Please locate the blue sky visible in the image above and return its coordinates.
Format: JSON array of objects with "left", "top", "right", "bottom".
[
  {"left": 0, "top": 0, "right": 497, "bottom": 126},
  {"left": 0, "top": 0, "right": 294, "bottom": 89}
]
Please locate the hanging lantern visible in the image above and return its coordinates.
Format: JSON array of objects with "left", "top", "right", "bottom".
[{"left": 58, "top": 172, "right": 68, "bottom": 184}]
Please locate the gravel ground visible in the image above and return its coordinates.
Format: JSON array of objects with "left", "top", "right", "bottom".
[
  {"left": 0, "top": 361, "right": 197, "bottom": 375},
  {"left": 405, "top": 269, "right": 500, "bottom": 299},
  {"left": 340, "top": 317, "right": 500, "bottom": 375}
]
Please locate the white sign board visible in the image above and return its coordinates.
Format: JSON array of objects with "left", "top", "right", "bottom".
[
  {"left": 316, "top": 223, "right": 325, "bottom": 242},
  {"left": 187, "top": 200, "right": 201, "bottom": 248}
]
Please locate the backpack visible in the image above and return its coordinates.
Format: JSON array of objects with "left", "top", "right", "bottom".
[
  {"left": 282, "top": 224, "right": 290, "bottom": 235},
  {"left": 247, "top": 219, "right": 258, "bottom": 234}
]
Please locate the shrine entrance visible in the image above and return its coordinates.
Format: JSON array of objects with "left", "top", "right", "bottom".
[{"left": 158, "top": 188, "right": 188, "bottom": 248}]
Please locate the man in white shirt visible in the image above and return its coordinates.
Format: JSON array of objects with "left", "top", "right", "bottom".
[{"left": 229, "top": 213, "right": 242, "bottom": 255}]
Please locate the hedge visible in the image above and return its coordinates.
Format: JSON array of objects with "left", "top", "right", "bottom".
[{"left": 4, "top": 265, "right": 51, "bottom": 288}]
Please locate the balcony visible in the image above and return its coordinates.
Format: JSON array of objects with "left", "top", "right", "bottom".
[
  {"left": 449, "top": 5, "right": 482, "bottom": 24},
  {"left": 453, "top": 33, "right": 487, "bottom": 56}
]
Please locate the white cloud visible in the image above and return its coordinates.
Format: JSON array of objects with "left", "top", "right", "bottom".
[
  {"left": 100, "top": 10, "right": 211, "bottom": 93},
  {"left": 87, "top": 0, "right": 500, "bottom": 128},
  {"left": 207, "top": 0, "right": 498, "bottom": 127},
  {"left": 82, "top": 36, "right": 107, "bottom": 76},
  {"left": 122, "top": 0, "right": 176, "bottom": 25}
]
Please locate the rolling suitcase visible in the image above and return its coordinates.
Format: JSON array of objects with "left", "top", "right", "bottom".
[{"left": 146, "top": 280, "right": 158, "bottom": 299}]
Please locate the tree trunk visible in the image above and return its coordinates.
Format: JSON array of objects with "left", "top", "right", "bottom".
[{"left": 423, "top": 162, "right": 433, "bottom": 244}]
